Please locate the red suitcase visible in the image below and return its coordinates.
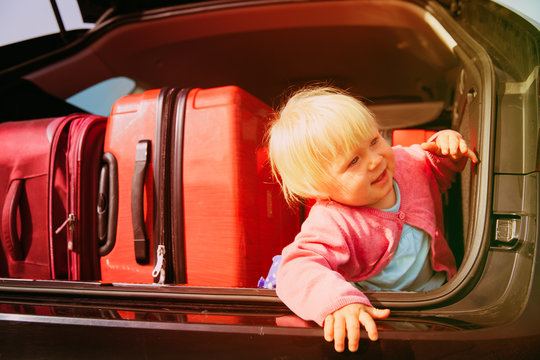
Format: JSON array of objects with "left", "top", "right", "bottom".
[
  {"left": 392, "top": 129, "right": 437, "bottom": 147},
  {"left": 0, "top": 114, "right": 111, "bottom": 280},
  {"left": 100, "top": 86, "right": 300, "bottom": 287}
]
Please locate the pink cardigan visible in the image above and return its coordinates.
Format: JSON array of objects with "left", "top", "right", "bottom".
[{"left": 275, "top": 144, "right": 466, "bottom": 326}]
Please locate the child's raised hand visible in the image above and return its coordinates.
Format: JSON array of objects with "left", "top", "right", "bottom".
[
  {"left": 421, "top": 130, "right": 479, "bottom": 163},
  {"left": 323, "top": 304, "right": 390, "bottom": 352}
]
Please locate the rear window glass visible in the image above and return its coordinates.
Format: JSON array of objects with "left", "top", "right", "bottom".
[{"left": 66, "top": 77, "right": 138, "bottom": 116}]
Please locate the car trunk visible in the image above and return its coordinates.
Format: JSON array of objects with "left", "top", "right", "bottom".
[{"left": 15, "top": 0, "right": 493, "bottom": 307}]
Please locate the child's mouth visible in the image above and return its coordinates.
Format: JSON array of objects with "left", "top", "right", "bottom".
[{"left": 371, "top": 170, "right": 387, "bottom": 185}]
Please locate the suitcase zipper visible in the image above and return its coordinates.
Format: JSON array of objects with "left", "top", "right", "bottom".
[
  {"left": 152, "top": 245, "right": 166, "bottom": 284},
  {"left": 149, "top": 88, "right": 189, "bottom": 284},
  {"left": 153, "top": 88, "right": 177, "bottom": 284},
  {"left": 153, "top": 87, "right": 189, "bottom": 284}
]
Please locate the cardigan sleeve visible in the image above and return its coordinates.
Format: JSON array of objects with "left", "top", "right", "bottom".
[{"left": 275, "top": 205, "right": 373, "bottom": 326}]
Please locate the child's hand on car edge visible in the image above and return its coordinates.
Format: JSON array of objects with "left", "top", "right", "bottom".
[
  {"left": 324, "top": 303, "right": 390, "bottom": 352},
  {"left": 421, "top": 130, "right": 479, "bottom": 164}
]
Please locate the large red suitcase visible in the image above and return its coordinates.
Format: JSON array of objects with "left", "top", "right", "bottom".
[
  {"left": 100, "top": 86, "right": 300, "bottom": 287},
  {"left": 0, "top": 114, "right": 110, "bottom": 280}
]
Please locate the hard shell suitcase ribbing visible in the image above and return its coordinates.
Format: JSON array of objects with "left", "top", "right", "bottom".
[
  {"left": 100, "top": 86, "right": 300, "bottom": 287},
  {"left": 0, "top": 114, "right": 112, "bottom": 280},
  {"left": 183, "top": 87, "right": 300, "bottom": 287}
]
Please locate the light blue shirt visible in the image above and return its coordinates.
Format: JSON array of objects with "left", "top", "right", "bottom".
[{"left": 355, "top": 181, "right": 446, "bottom": 292}]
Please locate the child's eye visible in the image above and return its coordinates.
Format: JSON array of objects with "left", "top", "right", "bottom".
[
  {"left": 370, "top": 137, "right": 378, "bottom": 146},
  {"left": 349, "top": 156, "right": 359, "bottom": 167}
]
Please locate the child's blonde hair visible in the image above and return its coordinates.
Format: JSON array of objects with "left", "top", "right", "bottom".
[{"left": 268, "top": 86, "right": 378, "bottom": 205}]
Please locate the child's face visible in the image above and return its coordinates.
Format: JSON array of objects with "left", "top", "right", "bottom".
[{"left": 324, "top": 128, "right": 396, "bottom": 209}]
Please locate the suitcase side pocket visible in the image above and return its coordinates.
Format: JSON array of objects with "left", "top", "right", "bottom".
[{"left": 1, "top": 179, "right": 24, "bottom": 261}]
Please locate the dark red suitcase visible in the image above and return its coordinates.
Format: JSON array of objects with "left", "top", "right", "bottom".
[
  {"left": 100, "top": 86, "right": 300, "bottom": 287},
  {"left": 0, "top": 114, "right": 111, "bottom": 280}
]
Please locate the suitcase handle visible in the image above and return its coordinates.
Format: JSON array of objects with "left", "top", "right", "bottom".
[
  {"left": 132, "top": 140, "right": 151, "bottom": 264},
  {"left": 98, "top": 152, "right": 118, "bottom": 257},
  {"left": 1, "top": 179, "right": 24, "bottom": 261}
]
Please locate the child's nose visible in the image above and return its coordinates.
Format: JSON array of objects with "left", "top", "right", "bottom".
[{"left": 368, "top": 152, "right": 382, "bottom": 170}]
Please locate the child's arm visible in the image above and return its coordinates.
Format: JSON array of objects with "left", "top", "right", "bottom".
[
  {"left": 324, "top": 304, "right": 390, "bottom": 352},
  {"left": 420, "top": 130, "right": 479, "bottom": 164},
  {"left": 276, "top": 204, "right": 391, "bottom": 352}
]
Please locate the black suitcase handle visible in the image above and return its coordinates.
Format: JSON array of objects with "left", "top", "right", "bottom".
[
  {"left": 98, "top": 152, "right": 118, "bottom": 257},
  {"left": 132, "top": 140, "right": 151, "bottom": 264},
  {"left": 1, "top": 179, "right": 24, "bottom": 261}
]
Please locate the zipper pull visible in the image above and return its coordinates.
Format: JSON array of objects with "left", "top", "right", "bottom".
[
  {"left": 152, "top": 245, "right": 166, "bottom": 284},
  {"left": 55, "top": 213, "right": 76, "bottom": 234},
  {"left": 55, "top": 213, "right": 76, "bottom": 250}
]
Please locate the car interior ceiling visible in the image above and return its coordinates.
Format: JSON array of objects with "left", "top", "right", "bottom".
[{"left": 12, "top": 0, "right": 479, "bottom": 285}]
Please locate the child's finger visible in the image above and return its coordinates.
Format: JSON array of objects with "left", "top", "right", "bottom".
[
  {"left": 324, "top": 314, "right": 335, "bottom": 342},
  {"left": 436, "top": 135, "right": 449, "bottom": 156},
  {"left": 361, "top": 307, "right": 390, "bottom": 341},
  {"left": 359, "top": 310, "right": 379, "bottom": 341},
  {"left": 420, "top": 141, "right": 438, "bottom": 153},
  {"left": 459, "top": 138, "right": 469, "bottom": 155},
  {"left": 448, "top": 134, "right": 460, "bottom": 157},
  {"left": 345, "top": 315, "right": 361, "bottom": 352},
  {"left": 332, "top": 316, "right": 347, "bottom": 352},
  {"left": 467, "top": 148, "right": 479, "bottom": 163},
  {"left": 459, "top": 139, "right": 479, "bottom": 163},
  {"left": 368, "top": 307, "right": 391, "bottom": 320}
]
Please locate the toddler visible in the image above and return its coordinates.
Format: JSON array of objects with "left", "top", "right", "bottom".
[{"left": 267, "top": 86, "right": 478, "bottom": 352}]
